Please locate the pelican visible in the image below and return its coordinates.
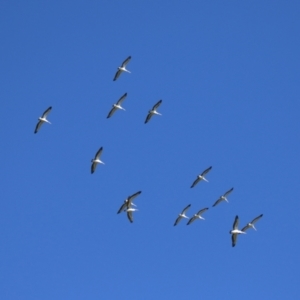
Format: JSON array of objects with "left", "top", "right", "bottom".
[
  {"left": 113, "top": 56, "right": 131, "bottom": 81},
  {"left": 117, "top": 191, "right": 142, "bottom": 214},
  {"left": 174, "top": 204, "right": 191, "bottom": 226},
  {"left": 187, "top": 208, "right": 209, "bottom": 225},
  {"left": 241, "top": 214, "right": 263, "bottom": 232},
  {"left": 212, "top": 187, "right": 234, "bottom": 207},
  {"left": 145, "top": 100, "right": 162, "bottom": 124},
  {"left": 126, "top": 207, "right": 138, "bottom": 223},
  {"left": 230, "top": 215, "right": 246, "bottom": 247},
  {"left": 34, "top": 106, "right": 52, "bottom": 134},
  {"left": 190, "top": 166, "right": 212, "bottom": 188},
  {"left": 107, "top": 93, "right": 127, "bottom": 118},
  {"left": 91, "top": 147, "right": 105, "bottom": 174}
]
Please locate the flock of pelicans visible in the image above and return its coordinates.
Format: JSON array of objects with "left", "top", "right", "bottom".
[{"left": 33, "top": 56, "right": 263, "bottom": 247}]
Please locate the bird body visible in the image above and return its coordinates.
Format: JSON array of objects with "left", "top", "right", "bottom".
[
  {"left": 212, "top": 187, "right": 234, "bottom": 207},
  {"left": 34, "top": 106, "right": 52, "bottom": 134},
  {"left": 241, "top": 214, "right": 263, "bottom": 232},
  {"left": 91, "top": 147, "right": 105, "bottom": 174},
  {"left": 174, "top": 204, "right": 191, "bottom": 226},
  {"left": 113, "top": 56, "right": 131, "bottom": 81},
  {"left": 145, "top": 100, "right": 162, "bottom": 124},
  {"left": 107, "top": 93, "right": 127, "bottom": 118},
  {"left": 230, "top": 215, "right": 246, "bottom": 247},
  {"left": 117, "top": 191, "right": 142, "bottom": 214},
  {"left": 190, "top": 166, "right": 212, "bottom": 188},
  {"left": 187, "top": 208, "right": 209, "bottom": 225}
]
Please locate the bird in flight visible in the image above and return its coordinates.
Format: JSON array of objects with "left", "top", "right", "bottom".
[
  {"left": 212, "top": 187, "right": 234, "bottom": 207},
  {"left": 91, "top": 147, "right": 105, "bottom": 174},
  {"left": 34, "top": 106, "right": 52, "bottom": 134},
  {"left": 145, "top": 100, "right": 162, "bottom": 124},
  {"left": 229, "top": 215, "right": 246, "bottom": 247},
  {"left": 190, "top": 166, "right": 212, "bottom": 188},
  {"left": 117, "top": 191, "right": 142, "bottom": 214},
  {"left": 113, "top": 56, "right": 131, "bottom": 81},
  {"left": 107, "top": 93, "right": 127, "bottom": 118},
  {"left": 187, "top": 208, "right": 209, "bottom": 225},
  {"left": 174, "top": 204, "right": 191, "bottom": 226},
  {"left": 241, "top": 214, "right": 263, "bottom": 232}
]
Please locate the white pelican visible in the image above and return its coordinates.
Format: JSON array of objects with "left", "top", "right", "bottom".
[
  {"left": 113, "top": 56, "right": 131, "bottom": 81},
  {"left": 212, "top": 187, "right": 234, "bottom": 207},
  {"left": 145, "top": 100, "right": 162, "bottom": 124},
  {"left": 34, "top": 106, "right": 52, "bottom": 134},
  {"left": 91, "top": 147, "right": 105, "bottom": 174},
  {"left": 117, "top": 191, "right": 142, "bottom": 214},
  {"left": 241, "top": 214, "right": 263, "bottom": 232},
  {"left": 187, "top": 207, "right": 209, "bottom": 225},
  {"left": 230, "top": 215, "right": 246, "bottom": 247},
  {"left": 190, "top": 166, "right": 212, "bottom": 188},
  {"left": 126, "top": 207, "right": 138, "bottom": 223},
  {"left": 107, "top": 93, "right": 127, "bottom": 118},
  {"left": 174, "top": 204, "right": 191, "bottom": 226}
]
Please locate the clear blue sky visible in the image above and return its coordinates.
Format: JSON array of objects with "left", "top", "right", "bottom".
[{"left": 1, "top": 1, "right": 299, "bottom": 299}]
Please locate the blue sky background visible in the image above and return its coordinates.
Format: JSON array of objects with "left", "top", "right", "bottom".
[{"left": 0, "top": 1, "right": 299, "bottom": 299}]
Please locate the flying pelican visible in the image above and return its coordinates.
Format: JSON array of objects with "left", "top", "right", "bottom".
[
  {"left": 126, "top": 207, "right": 138, "bottom": 223},
  {"left": 230, "top": 215, "right": 246, "bottom": 247},
  {"left": 212, "top": 187, "right": 234, "bottom": 207},
  {"left": 190, "top": 166, "right": 212, "bottom": 188},
  {"left": 187, "top": 208, "right": 209, "bottom": 225},
  {"left": 241, "top": 214, "right": 263, "bottom": 232},
  {"left": 107, "top": 93, "right": 127, "bottom": 118},
  {"left": 91, "top": 147, "right": 105, "bottom": 174},
  {"left": 117, "top": 191, "right": 142, "bottom": 214},
  {"left": 145, "top": 100, "right": 162, "bottom": 124},
  {"left": 34, "top": 106, "right": 52, "bottom": 134},
  {"left": 113, "top": 56, "right": 131, "bottom": 81},
  {"left": 174, "top": 204, "right": 191, "bottom": 226}
]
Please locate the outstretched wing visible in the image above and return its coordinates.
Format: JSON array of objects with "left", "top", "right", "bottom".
[
  {"left": 241, "top": 223, "right": 251, "bottom": 232},
  {"left": 127, "top": 191, "right": 142, "bottom": 207},
  {"left": 152, "top": 99, "right": 162, "bottom": 110},
  {"left": 212, "top": 198, "right": 223, "bottom": 207},
  {"left": 113, "top": 69, "right": 122, "bottom": 81},
  {"left": 107, "top": 106, "right": 117, "bottom": 118},
  {"left": 190, "top": 176, "right": 200, "bottom": 188},
  {"left": 223, "top": 187, "right": 234, "bottom": 197},
  {"left": 34, "top": 120, "right": 43, "bottom": 134},
  {"left": 116, "top": 93, "right": 127, "bottom": 105},
  {"left": 187, "top": 216, "right": 196, "bottom": 225},
  {"left": 127, "top": 210, "right": 133, "bottom": 223},
  {"left": 91, "top": 161, "right": 97, "bottom": 174},
  {"left": 232, "top": 234, "right": 237, "bottom": 247},
  {"left": 181, "top": 204, "right": 191, "bottom": 215},
  {"left": 121, "top": 56, "right": 131, "bottom": 68},
  {"left": 117, "top": 201, "right": 127, "bottom": 214},
  {"left": 145, "top": 112, "right": 153, "bottom": 124},
  {"left": 197, "top": 207, "right": 209, "bottom": 216},
  {"left": 95, "top": 147, "right": 103, "bottom": 160},
  {"left": 201, "top": 166, "right": 212, "bottom": 176},
  {"left": 41, "top": 106, "right": 52, "bottom": 118},
  {"left": 174, "top": 216, "right": 182, "bottom": 226},
  {"left": 233, "top": 215, "right": 239, "bottom": 229},
  {"left": 251, "top": 214, "right": 263, "bottom": 225}
]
